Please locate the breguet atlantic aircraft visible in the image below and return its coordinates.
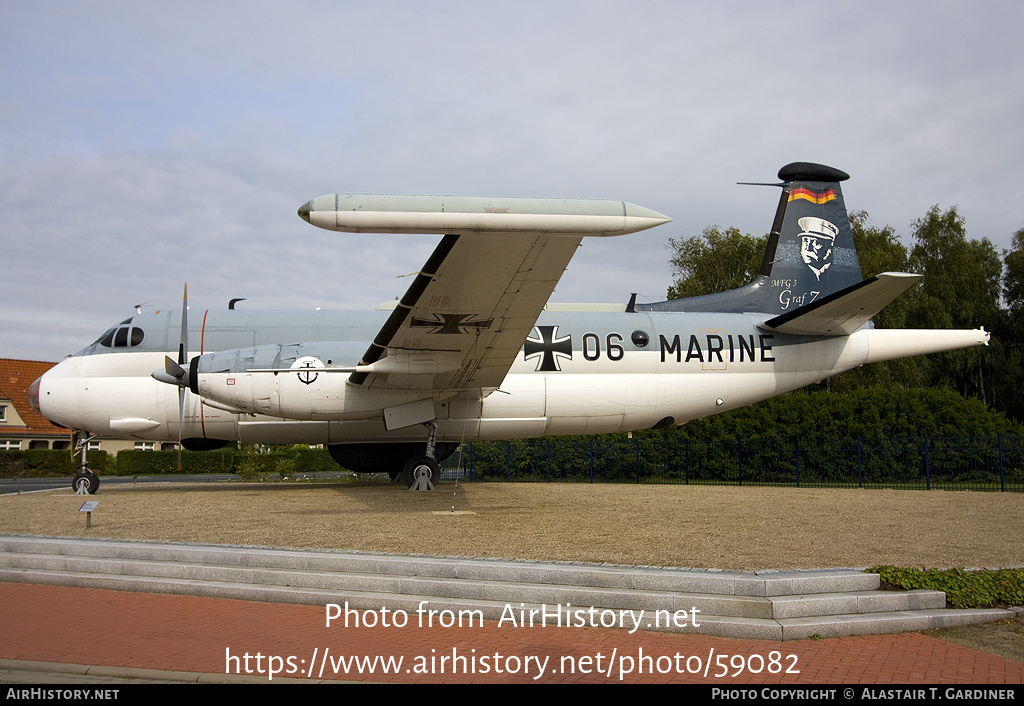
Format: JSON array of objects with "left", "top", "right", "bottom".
[{"left": 30, "top": 163, "right": 990, "bottom": 492}]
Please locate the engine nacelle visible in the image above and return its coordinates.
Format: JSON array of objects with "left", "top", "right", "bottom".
[{"left": 191, "top": 342, "right": 437, "bottom": 420}]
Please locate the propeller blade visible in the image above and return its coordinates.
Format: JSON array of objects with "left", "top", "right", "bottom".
[
  {"left": 177, "top": 283, "right": 188, "bottom": 472},
  {"left": 178, "top": 283, "right": 189, "bottom": 365},
  {"left": 164, "top": 355, "right": 186, "bottom": 381},
  {"left": 177, "top": 386, "right": 185, "bottom": 472}
]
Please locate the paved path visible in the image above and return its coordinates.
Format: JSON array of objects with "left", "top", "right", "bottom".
[{"left": 2, "top": 582, "right": 1021, "bottom": 684}]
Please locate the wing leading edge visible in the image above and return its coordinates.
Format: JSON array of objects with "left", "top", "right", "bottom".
[{"left": 299, "top": 194, "right": 670, "bottom": 393}]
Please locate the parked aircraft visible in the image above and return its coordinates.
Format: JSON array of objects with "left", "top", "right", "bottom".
[{"left": 30, "top": 162, "right": 989, "bottom": 492}]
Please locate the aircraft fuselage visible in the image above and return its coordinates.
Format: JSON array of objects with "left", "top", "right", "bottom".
[
  {"left": 33, "top": 305, "right": 980, "bottom": 447},
  {"left": 29, "top": 164, "right": 993, "bottom": 490}
]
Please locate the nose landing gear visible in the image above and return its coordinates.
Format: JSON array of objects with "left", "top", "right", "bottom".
[
  {"left": 71, "top": 431, "right": 100, "bottom": 494},
  {"left": 72, "top": 470, "right": 100, "bottom": 495}
]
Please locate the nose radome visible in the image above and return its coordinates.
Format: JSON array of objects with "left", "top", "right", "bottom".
[{"left": 27, "top": 375, "right": 42, "bottom": 415}]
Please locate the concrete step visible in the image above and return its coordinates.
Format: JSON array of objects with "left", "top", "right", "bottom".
[{"left": 0, "top": 535, "right": 1012, "bottom": 641}]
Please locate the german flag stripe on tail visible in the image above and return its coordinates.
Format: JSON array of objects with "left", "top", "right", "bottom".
[{"left": 789, "top": 187, "right": 836, "bottom": 204}]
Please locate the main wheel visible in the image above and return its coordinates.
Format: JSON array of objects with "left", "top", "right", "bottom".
[
  {"left": 399, "top": 457, "right": 440, "bottom": 490},
  {"left": 72, "top": 471, "right": 99, "bottom": 494}
]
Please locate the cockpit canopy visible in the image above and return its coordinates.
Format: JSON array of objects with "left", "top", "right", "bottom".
[{"left": 93, "top": 318, "right": 145, "bottom": 348}]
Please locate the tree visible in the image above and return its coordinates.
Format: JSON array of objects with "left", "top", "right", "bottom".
[
  {"left": 848, "top": 210, "right": 912, "bottom": 329},
  {"left": 904, "top": 206, "right": 1004, "bottom": 403},
  {"left": 1004, "top": 228, "right": 1024, "bottom": 319},
  {"left": 666, "top": 226, "right": 766, "bottom": 299},
  {"left": 828, "top": 212, "right": 919, "bottom": 391},
  {"left": 907, "top": 206, "right": 1003, "bottom": 328},
  {"left": 992, "top": 228, "right": 1024, "bottom": 421},
  {"left": 849, "top": 211, "right": 909, "bottom": 277}
]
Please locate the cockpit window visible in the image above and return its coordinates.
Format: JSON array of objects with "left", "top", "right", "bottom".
[
  {"left": 94, "top": 318, "right": 145, "bottom": 348},
  {"left": 95, "top": 328, "right": 115, "bottom": 346}
]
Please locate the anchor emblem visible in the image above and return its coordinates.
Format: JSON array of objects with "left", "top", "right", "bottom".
[
  {"left": 290, "top": 356, "right": 325, "bottom": 385},
  {"left": 297, "top": 361, "right": 318, "bottom": 385}
]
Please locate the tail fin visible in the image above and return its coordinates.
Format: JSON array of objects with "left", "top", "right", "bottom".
[
  {"left": 638, "top": 162, "right": 865, "bottom": 316},
  {"left": 763, "top": 162, "right": 862, "bottom": 303}
]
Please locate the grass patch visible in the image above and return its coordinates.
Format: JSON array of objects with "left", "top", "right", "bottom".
[{"left": 868, "top": 566, "right": 1024, "bottom": 609}]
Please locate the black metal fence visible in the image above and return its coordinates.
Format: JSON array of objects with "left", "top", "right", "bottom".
[{"left": 441, "top": 435, "right": 1024, "bottom": 491}]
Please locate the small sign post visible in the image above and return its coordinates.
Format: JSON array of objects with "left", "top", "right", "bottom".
[{"left": 79, "top": 501, "right": 98, "bottom": 528}]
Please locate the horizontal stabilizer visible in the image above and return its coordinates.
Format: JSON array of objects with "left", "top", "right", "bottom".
[{"left": 761, "top": 272, "right": 923, "bottom": 336}]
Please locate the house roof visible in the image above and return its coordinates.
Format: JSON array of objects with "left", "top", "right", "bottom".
[{"left": 0, "top": 358, "right": 71, "bottom": 437}]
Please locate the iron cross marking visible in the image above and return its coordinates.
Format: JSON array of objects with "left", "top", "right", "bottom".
[
  {"left": 524, "top": 325, "right": 572, "bottom": 372},
  {"left": 410, "top": 313, "right": 493, "bottom": 335}
]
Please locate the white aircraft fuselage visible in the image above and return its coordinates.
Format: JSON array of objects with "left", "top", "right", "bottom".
[
  {"left": 29, "top": 162, "right": 990, "bottom": 488},
  {"left": 33, "top": 307, "right": 985, "bottom": 445}
]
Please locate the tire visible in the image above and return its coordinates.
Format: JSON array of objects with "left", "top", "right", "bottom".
[
  {"left": 72, "top": 471, "right": 99, "bottom": 494},
  {"left": 399, "top": 457, "right": 440, "bottom": 490}
]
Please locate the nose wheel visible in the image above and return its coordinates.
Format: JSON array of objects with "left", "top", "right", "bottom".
[{"left": 72, "top": 470, "right": 99, "bottom": 495}]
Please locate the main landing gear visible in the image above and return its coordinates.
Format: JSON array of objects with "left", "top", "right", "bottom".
[
  {"left": 325, "top": 429, "right": 456, "bottom": 490},
  {"left": 399, "top": 456, "right": 441, "bottom": 491},
  {"left": 397, "top": 422, "right": 443, "bottom": 490}
]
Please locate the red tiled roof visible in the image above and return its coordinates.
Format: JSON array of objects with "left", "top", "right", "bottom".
[{"left": 0, "top": 358, "right": 71, "bottom": 437}]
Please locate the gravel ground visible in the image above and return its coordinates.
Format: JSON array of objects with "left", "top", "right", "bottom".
[
  {"left": 3, "top": 480, "right": 1021, "bottom": 570},
  {"left": 3, "top": 479, "right": 1022, "bottom": 661}
]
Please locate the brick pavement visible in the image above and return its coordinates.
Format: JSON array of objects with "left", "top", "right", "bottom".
[{"left": 2, "top": 582, "right": 1021, "bottom": 684}]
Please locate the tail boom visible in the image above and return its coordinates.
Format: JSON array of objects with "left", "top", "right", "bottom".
[{"left": 858, "top": 328, "right": 990, "bottom": 365}]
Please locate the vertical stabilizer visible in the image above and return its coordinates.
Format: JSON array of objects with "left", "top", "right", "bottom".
[
  {"left": 768, "top": 162, "right": 862, "bottom": 306},
  {"left": 638, "top": 162, "right": 863, "bottom": 316}
]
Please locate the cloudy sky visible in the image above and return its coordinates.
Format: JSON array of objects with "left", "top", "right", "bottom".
[{"left": 3, "top": 1, "right": 1022, "bottom": 361}]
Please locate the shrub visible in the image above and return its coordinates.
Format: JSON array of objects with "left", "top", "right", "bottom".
[{"left": 869, "top": 565, "right": 1024, "bottom": 609}]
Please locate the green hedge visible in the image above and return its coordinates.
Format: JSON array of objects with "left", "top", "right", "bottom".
[
  {"left": 234, "top": 447, "right": 341, "bottom": 478},
  {"left": 0, "top": 447, "right": 347, "bottom": 478},
  {"left": 112, "top": 449, "right": 236, "bottom": 475},
  {"left": 0, "top": 450, "right": 111, "bottom": 478},
  {"left": 672, "top": 387, "right": 1024, "bottom": 441}
]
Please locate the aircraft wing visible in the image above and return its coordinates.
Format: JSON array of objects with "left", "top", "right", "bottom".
[
  {"left": 299, "top": 194, "right": 670, "bottom": 392},
  {"left": 760, "top": 272, "right": 922, "bottom": 336}
]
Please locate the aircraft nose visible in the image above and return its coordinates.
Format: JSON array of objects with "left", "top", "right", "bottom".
[
  {"left": 298, "top": 200, "right": 311, "bottom": 224},
  {"left": 27, "top": 375, "right": 42, "bottom": 415}
]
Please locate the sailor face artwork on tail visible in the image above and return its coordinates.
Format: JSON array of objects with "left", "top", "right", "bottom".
[{"left": 798, "top": 216, "right": 838, "bottom": 281}]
